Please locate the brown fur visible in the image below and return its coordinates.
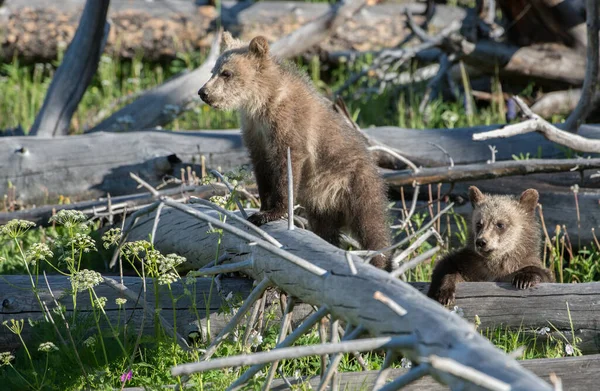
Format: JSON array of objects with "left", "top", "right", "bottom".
[
  {"left": 198, "top": 33, "right": 391, "bottom": 270},
  {"left": 427, "top": 186, "right": 554, "bottom": 305}
]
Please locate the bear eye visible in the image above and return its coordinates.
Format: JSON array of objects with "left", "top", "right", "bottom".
[
  {"left": 496, "top": 222, "right": 505, "bottom": 230},
  {"left": 220, "top": 70, "right": 233, "bottom": 79},
  {"left": 476, "top": 221, "right": 483, "bottom": 230}
]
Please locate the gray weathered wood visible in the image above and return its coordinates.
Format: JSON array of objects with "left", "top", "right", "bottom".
[
  {"left": 383, "top": 158, "right": 600, "bottom": 187},
  {"left": 122, "top": 354, "right": 600, "bottom": 390},
  {"left": 87, "top": 0, "right": 367, "bottom": 133},
  {"left": 124, "top": 205, "right": 552, "bottom": 390},
  {"left": 0, "top": 0, "right": 464, "bottom": 63},
  {"left": 3, "top": 125, "right": 600, "bottom": 205},
  {"left": 0, "top": 184, "right": 228, "bottom": 226},
  {"left": 265, "top": 355, "right": 600, "bottom": 391},
  {"left": 28, "top": 0, "right": 110, "bottom": 137},
  {"left": 0, "top": 274, "right": 314, "bottom": 352}
]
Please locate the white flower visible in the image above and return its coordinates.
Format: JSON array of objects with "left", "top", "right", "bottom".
[
  {"left": 115, "top": 298, "right": 127, "bottom": 306},
  {"left": 94, "top": 297, "right": 107, "bottom": 309},
  {"left": 0, "top": 352, "right": 15, "bottom": 366},
  {"left": 83, "top": 336, "right": 96, "bottom": 348},
  {"left": 450, "top": 306, "right": 464, "bottom": 318},
  {"left": 400, "top": 357, "right": 412, "bottom": 368},
  {"left": 536, "top": 327, "right": 550, "bottom": 336},
  {"left": 565, "top": 344, "right": 574, "bottom": 355},
  {"left": 25, "top": 243, "right": 53, "bottom": 265},
  {"left": 49, "top": 210, "right": 89, "bottom": 229},
  {"left": 38, "top": 342, "right": 58, "bottom": 353},
  {"left": 70, "top": 269, "right": 104, "bottom": 292},
  {"left": 158, "top": 272, "right": 179, "bottom": 285},
  {"left": 247, "top": 330, "right": 263, "bottom": 348},
  {"left": 0, "top": 219, "right": 35, "bottom": 239}
]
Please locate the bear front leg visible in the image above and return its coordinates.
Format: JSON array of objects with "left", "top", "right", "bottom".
[
  {"left": 247, "top": 147, "right": 303, "bottom": 227},
  {"left": 512, "top": 265, "right": 554, "bottom": 289}
]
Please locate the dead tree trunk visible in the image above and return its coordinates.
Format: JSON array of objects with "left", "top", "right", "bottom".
[
  {"left": 3, "top": 125, "right": 600, "bottom": 205},
  {"left": 28, "top": 0, "right": 110, "bottom": 137}
]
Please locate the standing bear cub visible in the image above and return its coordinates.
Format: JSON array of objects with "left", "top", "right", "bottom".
[
  {"left": 198, "top": 33, "right": 391, "bottom": 270},
  {"left": 427, "top": 186, "right": 554, "bottom": 305}
]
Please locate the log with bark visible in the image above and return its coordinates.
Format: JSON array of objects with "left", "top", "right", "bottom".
[
  {"left": 3, "top": 125, "right": 600, "bottom": 205},
  {"left": 0, "top": 0, "right": 465, "bottom": 63}
]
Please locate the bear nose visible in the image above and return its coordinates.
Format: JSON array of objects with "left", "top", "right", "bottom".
[
  {"left": 476, "top": 238, "right": 487, "bottom": 248},
  {"left": 198, "top": 88, "right": 209, "bottom": 102}
]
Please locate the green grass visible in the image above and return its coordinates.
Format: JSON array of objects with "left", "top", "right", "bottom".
[{"left": 0, "top": 50, "right": 591, "bottom": 390}]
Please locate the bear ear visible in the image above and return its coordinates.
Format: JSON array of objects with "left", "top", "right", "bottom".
[
  {"left": 249, "top": 36, "right": 269, "bottom": 57},
  {"left": 519, "top": 188, "right": 539, "bottom": 211},
  {"left": 468, "top": 186, "right": 485, "bottom": 207},
  {"left": 221, "top": 31, "right": 243, "bottom": 52}
]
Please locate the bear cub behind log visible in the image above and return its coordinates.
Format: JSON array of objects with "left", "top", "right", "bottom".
[
  {"left": 198, "top": 33, "right": 391, "bottom": 270},
  {"left": 427, "top": 186, "right": 554, "bottom": 305}
]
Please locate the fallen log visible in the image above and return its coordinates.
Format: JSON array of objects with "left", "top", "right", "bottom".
[
  {"left": 2, "top": 272, "right": 599, "bottom": 355},
  {"left": 124, "top": 204, "right": 551, "bottom": 389},
  {"left": 383, "top": 158, "right": 600, "bottom": 187},
  {"left": 0, "top": 183, "right": 229, "bottom": 226},
  {"left": 0, "top": 0, "right": 464, "bottom": 63},
  {"left": 261, "top": 356, "right": 600, "bottom": 391},
  {"left": 3, "top": 125, "right": 600, "bottom": 205}
]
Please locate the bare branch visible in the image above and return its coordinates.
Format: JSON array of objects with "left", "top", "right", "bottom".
[
  {"left": 172, "top": 336, "right": 416, "bottom": 377},
  {"left": 201, "top": 277, "right": 271, "bottom": 361},
  {"left": 189, "top": 197, "right": 282, "bottom": 248},
  {"left": 384, "top": 156, "right": 600, "bottom": 186},
  {"left": 376, "top": 364, "right": 431, "bottom": 391},
  {"left": 189, "top": 260, "right": 254, "bottom": 277},
  {"left": 392, "top": 246, "right": 441, "bottom": 279},
  {"left": 287, "top": 147, "right": 295, "bottom": 231},
  {"left": 473, "top": 97, "right": 600, "bottom": 152},
  {"left": 227, "top": 306, "right": 330, "bottom": 391},
  {"left": 429, "top": 355, "right": 510, "bottom": 391}
]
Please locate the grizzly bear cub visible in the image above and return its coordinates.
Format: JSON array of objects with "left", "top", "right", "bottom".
[
  {"left": 428, "top": 186, "right": 554, "bottom": 305},
  {"left": 198, "top": 33, "right": 391, "bottom": 270}
]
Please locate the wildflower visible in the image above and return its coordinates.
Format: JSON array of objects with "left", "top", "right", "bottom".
[
  {"left": 3, "top": 319, "right": 24, "bottom": 335},
  {"left": 536, "top": 327, "right": 550, "bottom": 336},
  {"left": 441, "top": 110, "right": 459, "bottom": 129},
  {"left": 158, "top": 272, "right": 179, "bottom": 285},
  {"left": 209, "top": 194, "right": 230, "bottom": 208},
  {"left": 400, "top": 357, "right": 412, "bottom": 368},
  {"left": 83, "top": 336, "right": 96, "bottom": 348},
  {"left": 247, "top": 330, "right": 263, "bottom": 348},
  {"left": 115, "top": 298, "right": 127, "bottom": 306},
  {"left": 185, "top": 274, "right": 196, "bottom": 285},
  {"left": 158, "top": 253, "right": 186, "bottom": 273},
  {"left": 450, "top": 306, "right": 464, "bottom": 318},
  {"left": 70, "top": 269, "right": 104, "bottom": 292},
  {"left": 67, "top": 233, "right": 97, "bottom": 253},
  {"left": 94, "top": 297, "right": 107, "bottom": 310},
  {"left": 0, "top": 219, "right": 35, "bottom": 239},
  {"left": 38, "top": 342, "right": 58, "bottom": 353},
  {"left": 120, "top": 370, "right": 133, "bottom": 383},
  {"left": 102, "top": 228, "right": 122, "bottom": 249},
  {"left": 122, "top": 240, "right": 151, "bottom": 258},
  {"left": 0, "top": 352, "right": 14, "bottom": 366},
  {"left": 25, "top": 243, "right": 53, "bottom": 265},
  {"left": 48, "top": 210, "right": 89, "bottom": 230},
  {"left": 565, "top": 344, "right": 574, "bottom": 356}
]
